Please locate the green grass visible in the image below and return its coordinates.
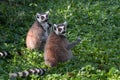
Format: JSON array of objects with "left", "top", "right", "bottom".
[{"left": 0, "top": 0, "right": 120, "bottom": 80}]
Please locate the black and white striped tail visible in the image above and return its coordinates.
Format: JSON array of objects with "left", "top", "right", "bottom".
[
  {"left": 0, "top": 51, "right": 10, "bottom": 57},
  {"left": 9, "top": 68, "right": 46, "bottom": 78}
]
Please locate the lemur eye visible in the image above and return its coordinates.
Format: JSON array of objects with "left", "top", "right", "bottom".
[
  {"left": 54, "top": 27, "right": 56, "bottom": 30},
  {"left": 41, "top": 16, "right": 45, "bottom": 20},
  {"left": 46, "top": 14, "right": 48, "bottom": 18},
  {"left": 37, "top": 15, "right": 39, "bottom": 18},
  {"left": 58, "top": 28, "right": 62, "bottom": 32}
]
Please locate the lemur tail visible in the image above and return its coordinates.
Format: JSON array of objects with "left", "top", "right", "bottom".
[
  {"left": 0, "top": 51, "right": 11, "bottom": 57},
  {"left": 9, "top": 68, "right": 46, "bottom": 79},
  {"left": 0, "top": 51, "right": 23, "bottom": 58}
]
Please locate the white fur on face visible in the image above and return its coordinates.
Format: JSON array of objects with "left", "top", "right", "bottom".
[
  {"left": 59, "top": 26, "right": 65, "bottom": 33},
  {"left": 55, "top": 28, "right": 59, "bottom": 35},
  {"left": 55, "top": 25, "right": 66, "bottom": 36},
  {"left": 36, "top": 14, "right": 47, "bottom": 23},
  {"left": 54, "top": 21, "right": 67, "bottom": 35},
  {"left": 36, "top": 12, "right": 49, "bottom": 23}
]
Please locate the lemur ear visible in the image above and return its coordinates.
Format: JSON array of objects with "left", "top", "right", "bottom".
[
  {"left": 54, "top": 24, "right": 57, "bottom": 27},
  {"left": 36, "top": 13, "right": 40, "bottom": 18},
  {"left": 45, "top": 11, "right": 49, "bottom": 15},
  {"left": 53, "top": 24, "right": 57, "bottom": 30},
  {"left": 63, "top": 21, "right": 67, "bottom": 27}
]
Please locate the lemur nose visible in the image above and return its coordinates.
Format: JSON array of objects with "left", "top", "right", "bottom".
[
  {"left": 44, "top": 18, "right": 48, "bottom": 22},
  {"left": 62, "top": 31, "right": 65, "bottom": 34}
]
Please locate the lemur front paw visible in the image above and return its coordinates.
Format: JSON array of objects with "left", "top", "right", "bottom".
[{"left": 77, "top": 37, "right": 81, "bottom": 41}]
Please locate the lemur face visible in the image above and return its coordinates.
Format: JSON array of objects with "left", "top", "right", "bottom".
[
  {"left": 54, "top": 21, "right": 67, "bottom": 36},
  {"left": 36, "top": 11, "right": 49, "bottom": 23}
]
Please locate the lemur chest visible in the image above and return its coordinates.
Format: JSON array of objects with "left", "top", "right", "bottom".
[
  {"left": 41, "top": 22, "right": 49, "bottom": 30},
  {"left": 42, "top": 31, "right": 48, "bottom": 39},
  {"left": 55, "top": 38, "right": 68, "bottom": 48},
  {"left": 41, "top": 22, "right": 49, "bottom": 36}
]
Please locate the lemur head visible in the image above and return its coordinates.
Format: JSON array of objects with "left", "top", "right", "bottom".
[
  {"left": 36, "top": 11, "right": 49, "bottom": 23},
  {"left": 53, "top": 21, "right": 67, "bottom": 36},
  {"left": 36, "top": 11, "right": 52, "bottom": 31}
]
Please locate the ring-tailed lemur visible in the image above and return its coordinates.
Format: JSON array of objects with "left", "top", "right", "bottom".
[
  {"left": 44, "top": 21, "right": 81, "bottom": 67},
  {"left": 9, "top": 68, "right": 46, "bottom": 78},
  {"left": 26, "top": 11, "right": 52, "bottom": 50}
]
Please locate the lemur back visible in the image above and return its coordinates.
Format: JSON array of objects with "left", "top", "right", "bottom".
[
  {"left": 26, "top": 11, "right": 52, "bottom": 50},
  {"left": 44, "top": 21, "right": 81, "bottom": 67}
]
